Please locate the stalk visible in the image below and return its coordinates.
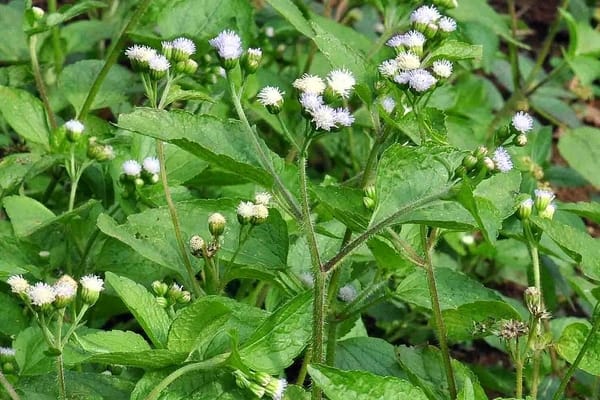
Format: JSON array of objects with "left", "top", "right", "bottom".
[
  {"left": 55, "top": 308, "right": 66, "bottom": 400},
  {"left": 0, "top": 370, "right": 20, "bottom": 400},
  {"left": 421, "top": 226, "right": 457, "bottom": 399},
  {"left": 47, "top": 0, "right": 63, "bottom": 74},
  {"left": 29, "top": 36, "right": 57, "bottom": 132}
]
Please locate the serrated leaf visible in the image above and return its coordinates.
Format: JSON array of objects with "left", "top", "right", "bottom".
[
  {"left": 559, "top": 201, "right": 600, "bottom": 224},
  {"left": 105, "top": 272, "right": 171, "bottom": 348},
  {"left": 308, "top": 364, "right": 428, "bottom": 400},
  {"left": 0, "top": 86, "right": 49, "bottom": 148},
  {"left": 426, "top": 40, "right": 483, "bottom": 62},
  {"left": 311, "top": 184, "right": 370, "bottom": 231},
  {"left": 239, "top": 291, "right": 312, "bottom": 373},
  {"left": 557, "top": 322, "right": 600, "bottom": 375},
  {"left": 264, "top": 0, "right": 314, "bottom": 38}
]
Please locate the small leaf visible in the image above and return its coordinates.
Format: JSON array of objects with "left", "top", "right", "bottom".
[
  {"left": 308, "top": 363, "right": 428, "bottom": 400},
  {"left": 3, "top": 195, "right": 55, "bottom": 238},
  {"left": 426, "top": 40, "right": 483, "bottom": 62},
  {"left": 0, "top": 86, "right": 50, "bottom": 148}
]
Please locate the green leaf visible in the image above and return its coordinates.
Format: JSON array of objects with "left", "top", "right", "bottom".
[
  {"left": 0, "top": 86, "right": 50, "bottom": 148},
  {"left": 311, "top": 184, "right": 370, "bottom": 231},
  {"left": 264, "top": 0, "right": 314, "bottom": 38},
  {"left": 308, "top": 363, "right": 428, "bottom": 400},
  {"left": 118, "top": 108, "right": 278, "bottom": 187},
  {"left": 0, "top": 153, "right": 40, "bottom": 197},
  {"left": 443, "top": 301, "right": 521, "bottom": 341},
  {"left": 531, "top": 217, "right": 600, "bottom": 280},
  {"left": 0, "top": 291, "right": 27, "bottom": 336},
  {"left": 426, "top": 40, "right": 483, "bottom": 62},
  {"left": 397, "top": 345, "right": 487, "bottom": 400},
  {"left": 239, "top": 291, "right": 312, "bottom": 373},
  {"left": 395, "top": 267, "right": 503, "bottom": 310},
  {"left": 59, "top": 60, "right": 134, "bottom": 114},
  {"left": 559, "top": 202, "right": 600, "bottom": 224},
  {"left": 3, "top": 195, "right": 55, "bottom": 238},
  {"left": 335, "top": 337, "right": 407, "bottom": 378},
  {"left": 0, "top": 3, "right": 28, "bottom": 61},
  {"left": 14, "top": 326, "right": 54, "bottom": 376},
  {"left": 556, "top": 322, "right": 600, "bottom": 375},
  {"left": 558, "top": 127, "right": 600, "bottom": 187},
  {"left": 105, "top": 272, "right": 171, "bottom": 348}
]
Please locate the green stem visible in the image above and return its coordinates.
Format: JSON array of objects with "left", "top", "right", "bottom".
[
  {"left": 421, "top": 226, "right": 457, "bottom": 399},
  {"left": 47, "top": 0, "right": 63, "bottom": 74},
  {"left": 77, "top": 0, "right": 152, "bottom": 120},
  {"left": 144, "top": 354, "right": 230, "bottom": 400},
  {"left": 296, "top": 347, "right": 312, "bottom": 385},
  {"left": 531, "top": 349, "right": 541, "bottom": 399},
  {"left": 56, "top": 308, "right": 66, "bottom": 400},
  {"left": 515, "top": 357, "right": 524, "bottom": 399},
  {"left": 77, "top": 203, "right": 120, "bottom": 272},
  {"left": 156, "top": 140, "right": 203, "bottom": 298},
  {"left": 276, "top": 114, "right": 301, "bottom": 152},
  {"left": 227, "top": 74, "right": 302, "bottom": 220},
  {"left": 529, "top": 243, "right": 542, "bottom": 301},
  {"left": 28, "top": 35, "right": 58, "bottom": 132},
  {"left": 507, "top": 0, "right": 521, "bottom": 94},
  {"left": 62, "top": 304, "right": 89, "bottom": 344},
  {"left": 0, "top": 370, "right": 20, "bottom": 400},
  {"left": 553, "top": 305, "right": 600, "bottom": 400}
]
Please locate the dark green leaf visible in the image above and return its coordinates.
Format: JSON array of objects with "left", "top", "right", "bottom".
[
  {"left": 335, "top": 337, "right": 407, "bottom": 378},
  {"left": 0, "top": 86, "right": 49, "bottom": 148}
]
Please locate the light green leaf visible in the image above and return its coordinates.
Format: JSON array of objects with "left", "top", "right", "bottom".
[
  {"left": 3, "top": 195, "right": 55, "bottom": 238},
  {"left": 264, "top": 0, "right": 314, "bottom": 38},
  {"left": 14, "top": 326, "right": 54, "bottom": 376},
  {"left": 0, "top": 292, "right": 27, "bottom": 336},
  {"left": 426, "top": 40, "right": 483, "bottom": 62},
  {"left": 59, "top": 60, "right": 134, "bottom": 114},
  {"left": 443, "top": 301, "right": 521, "bottom": 341},
  {"left": 105, "top": 272, "right": 171, "bottom": 349},
  {"left": 311, "top": 184, "right": 370, "bottom": 231},
  {"left": 0, "top": 86, "right": 49, "bottom": 148},
  {"left": 558, "top": 127, "right": 600, "bottom": 187},
  {"left": 0, "top": 3, "right": 28, "bottom": 61},
  {"left": 308, "top": 363, "right": 428, "bottom": 400},
  {"left": 557, "top": 322, "right": 600, "bottom": 375},
  {"left": 239, "top": 291, "right": 312, "bottom": 373},
  {"left": 559, "top": 201, "right": 600, "bottom": 224}
]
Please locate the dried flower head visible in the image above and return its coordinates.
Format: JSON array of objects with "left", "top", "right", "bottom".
[{"left": 499, "top": 319, "right": 528, "bottom": 340}]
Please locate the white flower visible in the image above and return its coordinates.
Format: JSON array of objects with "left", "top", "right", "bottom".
[
  {"left": 408, "top": 69, "right": 437, "bottom": 92},
  {"left": 386, "top": 35, "right": 405, "bottom": 48},
  {"left": 65, "top": 119, "right": 84, "bottom": 134},
  {"left": 293, "top": 74, "right": 326, "bottom": 95},
  {"left": 326, "top": 68, "right": 355, "bottom": 99},
  {"left": 493, "top": 147, "right": 513, "bottom": 173},
  {"left": 338, "top": 284, "right": 357, "bottom": 302},
  {"left": 122, "top": 160, "right": 142, "bottom": 176},
  {"left": 208, "top": 212, "right": 226, "bottom": 226},
  {"left": 7, "top": 275, "right": 29, "bottom": 294},
  {"left": 54, "top": 281, "right": 77, "bottom": 299},
  {"left": 124, "top": 45, "right": 157, "bottom": 62},
  {"left": 265, "top": 26, "right": 275, "bottom": 38},
  {"left": 247, "top": 47, "right": 262, "bottom": 57},
  {"left": 402, "top": 30, "right": 427, "bottom": 47},
  {"left": 438, "top": 16, "right": 457, "bottom": 32},
  {"left": 410, "top": 5, "right": 441, "bottom": 24},
  {"left": 299, "top": 93, "right": 324, "bottom": 112},
  {"left": 266, "top": 378, "right": 287, "bottom": 400},
  {"left": 394, "top": 71, "right": 411, "bottom": 85},
  {"left": 380, "top": 96, "right": 396, "bottom": 113},
  {"left": 28, "top": 282, "right": 56, "bottom": 306},
  {"left": 257, "top": 86, "right": 284, "bottom": 106},
  {"left": 334, "top": 108, "right": 355, "bottom": 127},
  {"left": 461, "top": 234, "right": 475, "bottom": 245},
  {"left": 237, "top": 201, "right": 255, "bottom": 219},
  {"left": 534, "top": 189, "right": 555, "bottom": 202},
  {"left": 254, "top": 192, "right": 272, "bottom": 206},
  {"left": 0, "top": 347, "right": 15, "bottom": 357},
  {"left": 252, "top": 203, "right": 269, "bottom": 220},
  {"left": 512, "top": 111, "right": 533, "bottom": 133},
  {"left": 142, "top": 157, "right": 160, "bottom": 174},
  {"left": 378, "top": 59, "right": 398, "bottom": 78},
  {"left": 396, "top": 52, "right": 421, "bottom": 70},
  {"left": 311, "top": 105, "right": 338, "bottom": 131},
  {"left": 432, "top": 60, "right": 453, "bottom": 78},
  {"left": 209, "top": 30, "right": 243, "bottom": 60},
  {"left": 148, "top": 54, "right": 170, "bottom": 72},
  {"left": 172, "top": 37, "right": 196, "bottom": 56},
  {"left": 80, "top": 275, "right": 104, "bottom": 293}
]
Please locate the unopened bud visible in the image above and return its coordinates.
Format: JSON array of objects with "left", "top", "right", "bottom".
[
  {"left": 208, "top": 213, "right": 226, "bottom": 236},
  {"left": 176, "top": 59, "right": 198, "bottom": 75},
  {"left": 534, "top": 189, "right": 555, "bottom": 213},
  {"left": 155, "top": 296, "right": 168, "bottom": 308},
  {"left": 539, "top": 203, "right": 556, "bottom": 220},
  {"left": 233, "top": 370, "right": 251, "bottom": 389},
  {"left": 65, "top": 119, "right": 85, "bottom": 143},
  {"left": 483, "top": 157, "right": 495, "bottom": 171},
  {"left": 177, "top": 291, "right": 191, "bottom": 304},
  {"left": 524, "top": 286, "right": 541, "bottom": 314},
  {"left": 518, "top": 198, "right": 533, "bottom": 220},
  {"left": 514, "top": 134, "right": 528, "bottom": 147},
  {"left": 32, "top": 6, "right": 45, "bottom": 20},
  {"left": 363, "top": 196, "right": 375, "bottom": 210},
  {"left": 248, "top": 382, "right": 266, "bottom": 398},
  {"left": 242, "top": 48, "right": 262, "bottom": 74},
  {"left": 152, "top": 281, "right": 168, "bottom": 296},
  {"left": 462, "top": 154, "right": 478, "bottom": 170},
  {"left": 167, "top": 283, "right": 184, "bottom": 302},
  {"left": 474, "top": 145, "right": 488, "bottom": 160}
]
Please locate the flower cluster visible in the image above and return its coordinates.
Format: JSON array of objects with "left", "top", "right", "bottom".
[
  {"left": 120, "top": 157, "right": 161, "bottom": 194},
  {"left": 237, "top": 192, "right": 271, "bottom": 226},
  {"left": 152, "top": 281, "right": 191, "bottom": 308},
  {"left": 189, "top": 211, "right": 229, "bottom": 259},
  {"left": 518, "top": 188, "right": 556, "bottom": 220},
  {"left": 7, "top": 274, "right": 104, "bottom": 308},
  {"left": 233, "top": 370, "right": 287, "bottom": 400},
  {"left": 209, "top": 30, "right": 262, "bottom": 73},
  {"left": 125, "top": 36, "right": 198, "bottom": 79},
  {"left": 457, "top": 144, "right": 514, "bottom": 178},
  {"left": 87, "top": 136, "right": 115, "bottom": 162}
]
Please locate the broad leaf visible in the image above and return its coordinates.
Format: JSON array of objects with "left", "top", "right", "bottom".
[
  {"left": 558, "top": 127, "right": 600, "bottom": 187},
  {"left": 557, "top": 322, "right": 600, "bottom": 375},
  {"left": 0, "top": 86, "right": 49, "bottom": 148},
  {"left": 426, "top": 40, "right": 483, "bottom": 62},
  {"left": 335, "top": 337, "right": 407, "bottom": 378},
  {"left": 3, "top": 195, "right": 55, "bottom": 238},
  {"left": 0, "top": 292, "right": 28, "bottom": 336},
  {"left": 14, "top": 326, "right": 53, "bottom": 376},
  {"left": 264, "top": 0, "right": 314, "bottom": 38},
  {"left": 443, "top": 301, "right": 521, "bottom": 341}
]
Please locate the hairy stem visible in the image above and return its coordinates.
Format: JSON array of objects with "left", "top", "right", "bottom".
[
  {"left": 77, "top": 0, "right": 152, "bottom": 120},
  {"left": 531, "top": 350, "right": 541, "bottom": 399},
  {"left": 515, "top": 357, "right": 524, "bottom": 399},
  {"left": 553, "top": 305, "right": 600, "bottom": 400},
  {"left": 29, "top": 36, "right": 58, "bottom": 132},
  {"left": 0, "top": 370, "right": 20, "bottom": 400},
  {"left": 421, "top": 226, "right": 457, "bottom": 399},
  {"left": 56, "top": 308, "right": 66, "bottom": 400},
  {"left": 47, "top": 0, "right": 63, "bottom": 74}
]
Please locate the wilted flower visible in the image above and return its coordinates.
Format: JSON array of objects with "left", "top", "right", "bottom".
[
  {"left": 499, "top": 319, "right": 528, "bottom": 340},
  {"left": 189, "top": 235, "right": 205, "bottom": 257},
  {"left": 492, "top": 147, "right": 513, "bottom": 173}
]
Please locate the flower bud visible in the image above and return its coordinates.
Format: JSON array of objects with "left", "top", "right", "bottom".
[
  {"left": 433, "top": 0, "right": 458, "bottom": 8},
  {"left": 252, "top": 371, "right": 273, "bottom": 387},
  {"left": 152, "top": 281, "right": 168, "bottom": 296},
  {"left": 0, "top": 348, "right": 16, "bottom": 364},
  {"left": 251, "top": 204, "right": 269, "bottom": 225},
  {"left": 134, "top": 177, "right": 145, "bottom": 188},
  {"left": 482, "top": 157, "right": 495, "bottom": 171},
  {"left": 208, "top": 213, "right": 226, "bottom": 236},
  {"left": 167, "top": 283, "right": 184, "bottom": 303},
  {"left": 79, "top": 275, "right": 104, "bottom": 305},
  {"left": 32, "top": 6, "right": 45, "bottom": 20},
  {"left": 524, "top": 286, "right": 541, "bottom": 314},
  {"left": 454, "top": 165, "right": 467, "bottom": 177},
  {"left": 539, "top": 203, "right": 556, "bottom": 220},
  {"left": 189, "top": 235, "right": 205, "bottom": 258},
  {"left": 363, "top": 196, "right": 375, "bottom": 210},
  {"left": 514, "top": 134, "right": 528, "bottom": 147},
  {"left": 242, "top": 48, "right": 262, "bottom": 74},
  {"left": 474, "top": 145, "right": 488, "bottom": 160},
  {"left": 462, "top": 154, "right": 478, "bottom": 170},
  {"left": 233, "top": 370, "right": 251, "bottom": 389},
  {"left": 265, "top": 378, "right": 287, "bottom": 399},
  {"left": 518, "top": 198, "right": 533, "bottom": 220},
  {"left": 177, "top": 291, "right": 191, "bottom": 304},
  {"left": 65, "top": 119, "right": 85, "bottom": 143},
  {"left": 175, "top": 59, "right": 198, "bottom": 75},
  {"left": 155, "top": 296, "right": 168, "bottom": 308},
  {"left": 534, "top": 189, "right": 555, "bottom": 212},
  {"left": 248, "top": 382, "right": 266, "bottom": 398},
  {"left": 161, "top": 41, "right": 173, "bottom": 60}
]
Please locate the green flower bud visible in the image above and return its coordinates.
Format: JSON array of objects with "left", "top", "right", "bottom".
[
  {"left": 482, "top": 157, "right": 495, "bottom": 171},
  {"left": 242, "top": 48, "right": 262, "bottom": 74},
  {"left": 32, "top": 6, "right": 45, "bottom": 20},
  {"left": 177, "top": 291, "right": 191, "bottom": 304},
  {"left": 363, "top": 196, "right": 375, "bottom": 210},
  {"left": 208, "top": 213, "right": 226, "bottom": 236},
  {"left": 65, "top": 120, "right": 85, "bottom": 143},
  {"left": 0, "top": 348, "right": 16, "bottom": 364},
  {"left": 534, "top": 189, "right": 555, "bottom": 213},
  {"left": 167, "top": 283, "right": 184, "bottom": 303},
  {"left": 518, "top": 198, "right": 533, "bottom": 220},
  {"left": 176, "top": 59, "right": 198, "bottom": 75},
  {"left": 152, "top": 281, "right": 169, "bottom": 296},
  {"left": 248, "top": 382, "right": 266, "bottom": 398},
  {"left": 538, "top": 203, "right": 556, "bottom": 220},
  {"left": 462, "top": 154, "right": 478, "bottom": 170},
  {"left": 514, "top": 134, "right": 528, "bottom": 147},
  {"left": 155, "top": 296, "right": 168, "bottom": 308},
  {"left": 233, "top": 370, "right": 251, "bottom": 389},
  {"left": 474, "top": 145, "right": 488, "bottom": 160}
]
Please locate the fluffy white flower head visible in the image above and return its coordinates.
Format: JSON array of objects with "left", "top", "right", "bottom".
[
  {"left": 394, "top": 71, "right": 411, "bottom": 85},
  {"left": 432, "top": 60, "right": 453, "bottom": 78},
  {"left": 378, "top": 59, "right": 398, "bottom": 78},
  {"left": 209, "top": 30, "right": 243, "bottom": 60},
  {"left": 334, "top": 108, "right": 355, "bottom": 127},
  {"left": 7, "top": 275, "right": 29, "bottom": 294},
  {"left": 338, "top": 284, "right": 358, "bottom": 302},
  {"left": 28, "top": 282, "right": 56, "bottom": 306},
  {"left": 254, "top": 192, "right": 272, "bottom": 206},
  {"left": 493, "top": 147, "right": 513, "bottom": 172},
  {"left": 293, "top": 74, "right": 326, "bottom": 95},
  {"left": 327, "top": 69, "right": 355, "bottom": 98},
  {"left": 172, "top": 37, "right": 196, "bottom": 56},
  {"left": 208, "top": 212, "right": 226, "bottom": 225},
  {"left": 237, "top": 201, "right": 255, "bottom": 219},
  {"left": 386, "top": 35, "right": 404, "bottom": 48},
  {"left": 402, "top": 30, "right": 427, "bottom": 47},
  {"left": 410, "top": 5, "right": 441, "bottom": 24},
  {"left": 257, "top": 86, "right": 284, "bottom": 106},
  {"left": 80, "top": 275, "right": 104, "bottom": 292},
  {"left": 512, "top": 111, "right": 533, "bottom": 133},
  {"left": 125, "top": 45, "right": 157, "bottom": 62},
  {"left": 267, "top": 378, "right": 288, "bottom": 400},
  {"left": 438, "top": 16, "right": 457, "bottom": 33},
  {"left": 148, "top": 54, "right": 170, "bottom": 72},
  {"left": 252, "top": 204, "right": 269, "bottom": 219},
  {"left": 408, "top": 69, "right": 437, "bottom": 92},
  {"left": 54, "top": 281, "right": 77, "bottom": 299},
  {"left": 299, "top": 93, "right": 324, "bottom": 112},
  {"left": 311, "top": 105, "right": 338, "bottom": 131},
  {"left": 381, "top": 96, "right": 396, "bottom": 113},
  {"left": 142, "top": 157, "right": 160, "bottom": 174},
  {"left": 122, "top": 160, "right": 142, "bottom": 176},
  {"left": 396, "top": 52, "right": 421, "bottom": 70},
  {"left": 65, "top": 119, "right": 84, "bottom": 134}
]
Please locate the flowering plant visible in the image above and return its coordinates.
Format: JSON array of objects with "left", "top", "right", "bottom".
[{"left": 0, "top": 0, "right": 599, "bottom": 399}]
